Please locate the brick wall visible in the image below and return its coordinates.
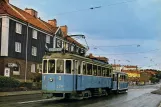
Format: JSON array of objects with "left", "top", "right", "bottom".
[{"left": 1, "top": 57, "right": 41, "bottom": 82}]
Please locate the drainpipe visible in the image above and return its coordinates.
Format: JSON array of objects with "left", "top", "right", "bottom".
[{"left": 25, "top": 23, "right": 29, "bottom": 82}]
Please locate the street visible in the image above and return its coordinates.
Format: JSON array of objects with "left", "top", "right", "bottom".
[{"left": 0, "top": 84, "right": 161, "bottom": 107}]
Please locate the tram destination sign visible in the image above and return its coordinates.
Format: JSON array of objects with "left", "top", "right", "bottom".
[{"left": 49, "top": 48, "right": 62, "bottom": 52}]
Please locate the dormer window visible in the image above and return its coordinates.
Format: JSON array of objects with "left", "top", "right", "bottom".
[
  {"left": 16, "top": 23, "right": 22, "bottom": 34},
  {"left": 32, "top": 29, "right": 37, "bottom": 39},
  {"left": 46, "top": 35, "right": 50, "bottom": 44}
]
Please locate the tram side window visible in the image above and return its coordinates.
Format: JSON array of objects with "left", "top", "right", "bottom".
[
  {"left": 119, "top": 75, "right": 122, "bottom": 81},
  {"left": 93, "top": 65, "right": 97, "bottom": 76},
  {"left": 87, "top": 63, "right": 92, "bottom": 75},
  {"left": 78, "top": 61, "right": 81, "bottom": 74},
  {"left": 48, "top": 60, "right": 55, "bottom": 73},
  {"left": 43, "top": 60, "right": 47, "bottom": 73},
  {"left": 66, "top": 60, "right": 71, "bottom": 74},
  {"left": 109, "top": 69, "right": 112, "bottom": 77},
  {"left": 107, "top": 68, "right": 110, "bottom": 77},
  {"left": 105, "top": 68, "right": 107, "bottom": 77},
  {"left": 98, "top": 66, "right": 101, "bottom": 76},
  {"left": 102, "top": 67, "right": 105, "bottom": 76},
  {"left": 83, "top": 62, "right": 86, "bottom": 75},
  {"left": 57, "top": 60, "right": 64, "bottom": 73}
]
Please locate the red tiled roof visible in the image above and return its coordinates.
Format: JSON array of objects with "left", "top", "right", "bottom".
[
  {"left": 124, "top": 65, "right": 137, "bottom": 68},
  {"left": 112, "top": 64, "right": 121, "bottom": 67},
  {"left": 88, "top": 53, "right": 108, "bottom": 62}
]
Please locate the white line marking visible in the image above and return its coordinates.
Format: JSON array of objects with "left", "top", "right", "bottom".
[{"left": 17, "top": 98, "right": 56, "bottom": 104}]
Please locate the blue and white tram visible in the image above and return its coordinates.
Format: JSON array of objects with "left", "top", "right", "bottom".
[{"left": 41, "top": 53, "right": 128, "bottom": 99}]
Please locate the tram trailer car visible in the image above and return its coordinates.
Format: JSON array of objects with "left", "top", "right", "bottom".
[{"left": 41, "top": 53, "right": 128, "bottom": 99}]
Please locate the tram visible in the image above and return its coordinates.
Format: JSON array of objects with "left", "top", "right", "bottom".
[{"left": 41, "top": 52, "right": 128, "bottom": 99}]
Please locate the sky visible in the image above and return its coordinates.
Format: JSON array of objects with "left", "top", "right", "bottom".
[{"left": 10, "top": 0, "right": 161, "bottom": 70}]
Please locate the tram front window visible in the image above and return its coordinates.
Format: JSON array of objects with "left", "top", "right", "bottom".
[
  {"left": 66, "top": 60, "right": 71, "bottom": 74},
  {"left": 43, "top": 60, "right": 47, "bottom": 73},
  {"left": 57, "top": 60, "right": 64, "bottom": 73},
  {"left": 48, "top": 60, "right": 55, "bottom": 73}
]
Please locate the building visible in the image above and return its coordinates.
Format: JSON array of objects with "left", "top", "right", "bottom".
[
  {"left": 122, "top": 65, "right": 138, "bottom": 70},
  {"left": 88, "top": 53, "right": 109, "bottom": 63},
  {"left": 112, "top": 64, "right": 121, "bottom": 71},
  {"left": 112, "top": 64, "right": 138, "bottom": 71},
  {"left": 122, "top": 70, "right": 140, "bottom": 82},
  {"left": 0, "top": 0, "right": 86, "bottom": 82}
]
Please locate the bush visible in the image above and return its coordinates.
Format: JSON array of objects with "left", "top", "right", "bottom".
[
  {"left": 150, "top": 77, "right": 159, "bottom": 83},
  {"left": 0, "top": 76, "right": 20, "bottom": 88},
  {"left": 19, "top": 82, "right": 32, "bottom": 89}
]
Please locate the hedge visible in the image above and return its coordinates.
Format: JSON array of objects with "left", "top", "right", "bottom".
[{"left": 0, "top": 76, "right": 20, "bottom": 88}]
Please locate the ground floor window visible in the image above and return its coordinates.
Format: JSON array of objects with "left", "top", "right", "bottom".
[{"left": 31, "top": 64, "right": 36, "bottom": 73}]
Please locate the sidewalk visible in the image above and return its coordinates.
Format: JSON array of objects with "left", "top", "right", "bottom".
[{"left": 0, "top": 90, "right": 41, "bottom": 97}]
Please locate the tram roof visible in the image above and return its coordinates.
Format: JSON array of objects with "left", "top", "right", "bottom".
[{"left": 43, "top": 53, "right": 112, "bottom": 68}]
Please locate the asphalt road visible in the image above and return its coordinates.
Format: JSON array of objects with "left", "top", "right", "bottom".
[{"left": 0, "top": 84, "right": 161, "bottom": 107}]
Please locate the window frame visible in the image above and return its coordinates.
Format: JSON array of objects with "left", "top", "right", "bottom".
[
  {"left": 86, "top": 63, "right": 93, "bottom": 75},
  {"left": 65, "top": 59, "right": 72, "bottom": 74},
  {"left": 32, "top": 46, "right": 37, "bottom": 56},
  {"left": 48, "top": 60, "right": 56, "bottom": 73},
  {"left": 31, "top": 64, "right": 36, "bottom": 73},
  {"left": 46, "top": 35, "right": 50, "bottom": 44},
  {"left": 16, "top": 23, "right": 22, "bottom": 34},
  {"left": 15, "top": 42, "right": 21, "bottom": 53},
  {"left": 32, "top": 29, "right": 37, "bottom": 39}
]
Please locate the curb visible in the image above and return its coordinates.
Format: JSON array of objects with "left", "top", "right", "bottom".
[{"left": 0, "top": 90, "right": 41, "bottom": 97}]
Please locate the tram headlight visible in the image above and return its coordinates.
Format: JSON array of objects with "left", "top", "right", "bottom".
[{"left": 49, "top": 78, "right": 53, "bottom": 82}]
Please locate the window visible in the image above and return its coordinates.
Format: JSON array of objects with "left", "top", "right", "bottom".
[
  {"left": 48, "top": 60, "right": 55, "bottom": 73},
  {"left": 77, "top": 61, "right": 81, "bottom": 74},
  {"left": 76, "top": 47, "right": 79, "bottom": 53},
  {"left": 46, "top": 35, "right": 50, "bottom": 43},
  {"left": 56, "top": 60, "right": 64, "bottom": 73},
  {"left": 32, "top": 29, "right": 37, "bottom": 39},
  {"left": 71, "top": 45, "right": 74, "bottom": 51},
  {"left": 102, "top": 68, "right": 105, "bottom": 76},
  {"left": 32, "top": 46, "right": 37, "bottom": 56},
  {"left": 93, "top": 65, "right": 97, "bottom": 76},
  {"left": 98, "top": 66, "right": 101, "bottom": 76},
  {"left": 87, "top": 63, "right": 92, "bottom": 75},
  {"left": 107, "top": 68, "right": 110, "bottom": 77},
  {"left": 31, "top": 64, "right": 36, "bottom": 73},
  {"left": 56, "top": 38, "right": 62, "bottom": 48},
  {"left": 83, "top": 62, "right": 86, "bottom": 75},
  {"left": 66, "top": 43, "right": 69, "bottom": 50},
  {"left": 43, "top": 60, "right": 47, "bottom": 73},
  {"left": 66, "top": 60, "right": 71, "bottom": 74},
  {"left": 15, "top": 42, "right": 21, "bottom": 53},
  {"left": 16, "top": 23, "right": 22, "bottom": 34}
]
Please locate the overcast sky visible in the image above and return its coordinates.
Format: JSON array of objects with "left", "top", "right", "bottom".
[{"left": 10, "top": 0, "right": 161, "bottom": 69}]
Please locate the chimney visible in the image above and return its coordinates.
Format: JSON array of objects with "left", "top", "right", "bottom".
[
  {"left": 60, "top": 25, "right": 68, "bottom": 36},
  {"left": 25, "top": 8, "right": 38, "bottom": 18},
  {"left": 48, "top": 19, "right": 57, "bottom": 27},
  {"left": 89, "top": 53, "right": 93, "bottom": 58}
]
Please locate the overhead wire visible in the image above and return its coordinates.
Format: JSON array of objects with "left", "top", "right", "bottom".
[
  {"left": 53, "top": 0, "right": 138, "bottom": 16},
  {"left": 94, "top": 49, "right": 160, "bottom": 55}
]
